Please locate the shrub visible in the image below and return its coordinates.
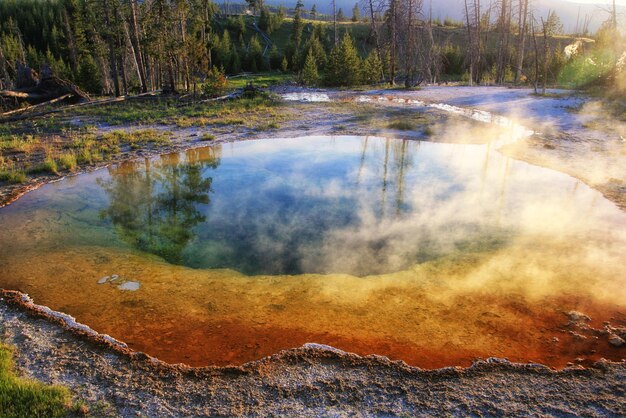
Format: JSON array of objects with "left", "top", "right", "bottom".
[
  {"left": 29, "top": 156, "right": 58, "bottom": 175},
  {"left": 0, "top": 169, "right": 26, "bottom": 183},
  {"left": 387, "top": 121, "right": 415, "bottom": 131},
  {"left": 58, "top": 152, "right": 77, "bottom": 171},
  {"left": 203, "top": 67, "right": 229, "bottom": 97}
]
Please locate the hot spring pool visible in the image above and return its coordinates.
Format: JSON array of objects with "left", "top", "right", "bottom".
[{"left": 0, "top": 136, "right": 624, "bottom": 367}]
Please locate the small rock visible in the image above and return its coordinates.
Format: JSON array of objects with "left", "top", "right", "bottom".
[
  {"left": 608, "top": 334, "right": 625, "bottom": 347},
  {"left": 567, "top": 310, "right": 591, "bottom": 322},
  {"left": 109, "top": 274, "right": 120, "bottom": 282},
  {"left": 97, "top": 276, "right": 110, "bottom": 284},
  {"left": 118, "top": 281, "right": 140, "bottom": 291},
  {"left": 551, "top": 337, "right": 559, "bottom": 343},
  {"left": 569, "top": 331, "right": 587, "bottom": 340}
]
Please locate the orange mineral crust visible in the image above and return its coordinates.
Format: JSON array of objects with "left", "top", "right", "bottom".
[{"left": 1, "top": 137, "right": 624, "bottom": 368}]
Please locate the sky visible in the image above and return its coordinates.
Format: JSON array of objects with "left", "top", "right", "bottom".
[
  {"left": 564, "top": 0, "right": 626, "bottom": 4},
  {"left": 261, "top": 0, "right": 626, "bottom": 32}
]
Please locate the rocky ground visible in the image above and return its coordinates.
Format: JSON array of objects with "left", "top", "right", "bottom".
[
  {"left": 1, "top": 291, "right": 625, "bottom": 417},
  {"left": 1, "top": 86, "right": 625, "bottom": 416}
]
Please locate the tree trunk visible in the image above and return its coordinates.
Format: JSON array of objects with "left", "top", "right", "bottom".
[
  {"left": 541, "top": 15, "right": 548, "bottom": 95},
  {"left": 531, "top": 14, "right": 539, "bottom": 94},
  {"left": 62, "top": 9, "right": 79, "bottom": 74},
  {"left": 128, "top": 0, "right": 148, "bottom": 92},
  {"left": 124, "top": 21, "right": 143, "bottom": 89},
  {"left": 464, "top": 0, "right": 474, "bottom": 86},
  {"left": 167, "top": 57, "right": 176, "bottom": 93},
  {"left": 496, "top": 0, "right": 507, "bottom": 84},
  {"left": 425, "top": 6, "right": 435, "bottom": 83},
  {"left": 333, "top": 0, "right": 338, "bottom": 46},
  {"left": 0, "top": 45, "right": 11, "bottom": 90},
  {"left": 368, "top": 0, "right": 383, "bottom": 80},
  {"left": 103, "top": 0, "right": 120, "bottom": 96},
  {"left": 390, "top": 0, "right": 397, "bottom": 85},
  {"left": 180, "top": 14, "right": 190, "bottom": 91},
  {"left": 514, "top": 0, "right": 528, "bottom": 83},
  {"left": 404, "top": 0, "right": 414, "bottom": 88},
  {"left": 612, "top": 0, "right": 617, "bottom": 30}
]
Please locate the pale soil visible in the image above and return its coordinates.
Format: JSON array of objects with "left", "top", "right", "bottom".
[
  {"left": 277, "top": 85, "right": 626, "bottom": 209},
  {"left": 1, "top": 86, "right": 625, "bottom": 416}
]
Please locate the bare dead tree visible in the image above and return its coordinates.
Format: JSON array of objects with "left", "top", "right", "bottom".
[
  {"left": 541, "top": 14, "right": 549, "bottom": 95},
  {"left": 514, "top": 0, "right": 529, "bottom": 83},
  {"left": 423, "top": 2, "right": 437, "bottom": 83},
  {"left": 464, "top": 0, "right": 481, "bottom": 85},
  {"left": 495, "top": 0, "right": 514, "bottom": 84},
  {"left": 365, "top": 0, "right": 384, "bottom": 80},
  {"left": 389, "top": 0, "right": 398, "bottom": 85},
  {"left": 62, "top": 9, "right": 79, "bottom": 74},
  {"left": 404, "top": 0, "right": 416, "bottom": 87},
  {"left": 613, "top": 0, "right": 617, "bottom": 29},
  {"left": 333, "top": 0, "right": 338, "bottom": 46},
  {"left": 103, "top": 0, "right": 121, "bottom": 96},
  {"left": 128, "top": 0, "right": 148, "bottom": 92},
  {"left": 530, "top": 12, "right": 539, "bottom": 93},
  {"left": 114, "top": 4, "right": 129, "bottom": 95}
]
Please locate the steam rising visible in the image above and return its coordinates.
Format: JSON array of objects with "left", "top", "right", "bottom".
[{"left": 0, "top": 128, "right": 624, "bottom": 368}]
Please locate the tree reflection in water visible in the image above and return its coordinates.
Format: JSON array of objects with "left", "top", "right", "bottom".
[{"left": 98, "top": 146, "right": 221, "bottom": 264}]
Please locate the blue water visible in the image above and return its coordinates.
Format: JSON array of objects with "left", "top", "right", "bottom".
[{"left": 2, "top": 135, "right": 621, "bottom": 276}]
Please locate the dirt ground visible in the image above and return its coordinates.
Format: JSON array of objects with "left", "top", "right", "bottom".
[{"left": 0, "top": 86, "right": 625, "bottom": 416}]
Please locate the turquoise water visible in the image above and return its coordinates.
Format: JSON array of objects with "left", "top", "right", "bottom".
[
  {"left": 2, "top": 135, "right": 626, "bottom": 367},
  {"left": 2, "top": 136, "right": 623, "bottom": 277}
]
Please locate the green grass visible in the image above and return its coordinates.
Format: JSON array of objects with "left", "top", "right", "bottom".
[
  {"left": 387, "top": 120, "right": 416, "bottom": 131},
  {"left": 0, "top": 135, "right": 36, "bottom": 153},
  {"left": 226, "top": 72, "right": 293, "bottom": 89},
  {"left": 58, "top": 152, "right": 78, "bottom": 171},
  {"left": 76, "top": 95, "right": 281, "bottom": 127},
  {"left": 0, "top": 169, "right": 27, "bottom": 183},
  {"left": 200, "top": 133, "right": 216, "bottom": 141},
  {"left": 101, "top": 129, "right": 171, "bottom": 148},
  {"left": 0, "top": 343, "right": 72, "bottom": 417},
  {"left": 28, "top": 156, "right": 58, "bottom": 175}
]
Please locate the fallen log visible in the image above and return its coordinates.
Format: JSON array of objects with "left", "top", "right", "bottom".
[
  {"left": 0, "top": 90, "right": 29, "bottom": 99},
  {"left": 0, "top": 94, "right": 71, "bottom": 118},
  {"left": 0, "top": 64, "right": 90, "bottom": 108},
  {"left": 0, "top": 90, "right": 161, "bottom": 123},
  {"left": 176, "top": 91, "right": 241, "bottom": 107}
]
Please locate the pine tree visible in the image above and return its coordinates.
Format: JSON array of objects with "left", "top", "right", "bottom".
[
  {"left": 352, "top": 3, "right": 360, "bottom": 22},
  {"left": 324, "top": 44, "right": 342, "bottom": 86},
  {"left": 217, "top": 30, "right": 232, "bottom": 70},
  {"left": 269, "top": 45, "right": 282, "bottom": 69},
  {"left": 337, "top": 8, "right": 345, "bottom": 22},
  {"left": 249, "top": 35, "right": 265, "bottom": 71},
  {"left": 362, "top": 50, "right": 383, "bottom": 84},
  {"left": 281, "top": 55, "right": 289, "bottom": 72},
  {"left": 339, "top": 33, "right": 361, "bottom": 85},
  {"left": 324, "top": 33, "right": 362, "bottom": 86},
  {"left": 309, "top": 35, "right": 327, "bottom": 70},
  {"left": 301, "top": 49, "right": 319, "bottom": 86},
  {"left": 291, "top": 2, "right": 304, "bottom": 46},
  {"left": 77, "top": 53, "right": 102, "bottom": 93},
  {"left": 259, "top": 7, "right": 272, "bottom": 33}
]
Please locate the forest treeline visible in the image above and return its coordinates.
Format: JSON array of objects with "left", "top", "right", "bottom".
[{"left": 0, "top": 0, "right": 624, "bottom": 96}]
